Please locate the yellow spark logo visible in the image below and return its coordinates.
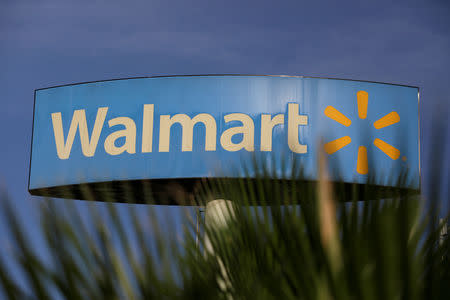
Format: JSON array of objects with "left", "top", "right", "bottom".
[{"left": 324, "top": 91, "right": 402, "bottom": 175}]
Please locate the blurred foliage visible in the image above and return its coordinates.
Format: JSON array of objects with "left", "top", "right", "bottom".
[{"left": 0, "top": 155, "right": 449, "bottom": 300}]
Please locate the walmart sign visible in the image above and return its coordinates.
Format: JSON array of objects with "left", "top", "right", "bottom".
[{"left": 29, "top": 76, "right": 420, "bottom": 197}]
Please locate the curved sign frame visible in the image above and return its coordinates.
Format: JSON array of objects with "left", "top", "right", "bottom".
[{"left": 29, "top": 75, "right": 420, "bottom": 204}]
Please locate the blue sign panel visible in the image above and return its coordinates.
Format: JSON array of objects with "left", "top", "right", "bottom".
[{"left": 29, "top": 75, "right": 419, "bottom": 197}]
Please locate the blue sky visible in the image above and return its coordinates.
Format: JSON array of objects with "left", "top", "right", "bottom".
[{"left": 0, "top": 0, "right": 449, "bottom": 277}]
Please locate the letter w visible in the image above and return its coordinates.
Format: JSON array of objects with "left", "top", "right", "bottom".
[{"left": 51, "top": 108, "right": 108, "bottom": 159}]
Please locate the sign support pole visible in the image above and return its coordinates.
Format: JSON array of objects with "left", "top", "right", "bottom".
[{"left": 204, "top": 199, "right": 234, "bottom": 297}]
